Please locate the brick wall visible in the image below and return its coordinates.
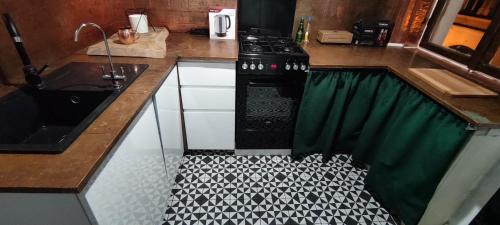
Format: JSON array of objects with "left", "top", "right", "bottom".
[{"left": 293, "top": 0, "right": 404, "bottom": 41}]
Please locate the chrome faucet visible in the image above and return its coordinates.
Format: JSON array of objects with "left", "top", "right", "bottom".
[{"left": 74, "top": 22, "right": 125, "bottom": 90}]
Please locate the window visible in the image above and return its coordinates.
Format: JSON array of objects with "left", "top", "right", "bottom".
[{"left": 421, "top": 0, "right": 500, "bottom": 78}]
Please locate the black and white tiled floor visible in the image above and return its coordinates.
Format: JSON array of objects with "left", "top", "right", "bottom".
[{"left": 163, "top": 154, "right": 398, "bottom": 225}]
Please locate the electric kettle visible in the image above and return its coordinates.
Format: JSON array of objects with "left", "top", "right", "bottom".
[{"left": 214, "top": 15, "right": 231, "bottom": 37}]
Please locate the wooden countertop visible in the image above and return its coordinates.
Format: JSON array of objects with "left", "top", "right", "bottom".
[
  {"left": 0, "top": 33, "right": 237, "bottom": 193},
  {"left": 166, "top": 33, "right": 238, "bottom": 61},
  {"left": 302, "top": 42, "right": 500, "bottom": 129}
]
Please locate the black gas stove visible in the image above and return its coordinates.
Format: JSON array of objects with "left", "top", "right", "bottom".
[{"left": 236, "top": 0, "right": 307, "bottom": 150}]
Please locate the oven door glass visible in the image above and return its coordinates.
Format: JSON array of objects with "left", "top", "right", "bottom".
[{"left": 236, "top": 74, "right": 305, "bottom": 149}]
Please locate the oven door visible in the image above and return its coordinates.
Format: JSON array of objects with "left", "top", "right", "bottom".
[{"left": 236, "top": 74, "right": 306, "bottom": 149}]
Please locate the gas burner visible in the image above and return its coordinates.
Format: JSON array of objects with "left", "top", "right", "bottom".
[
  {"left": 248, "top": 45, "right": 263, "bottom": 52},
  {"left": 272, "top": 45, "right": 299, "bottom": 53},
  {"left": 243, "top": 35, "right": 259, "bottom": 41},
  {"left": 274, "top": 39, "right": 290, "bottom": 44},
  {"left": 243, "top": 42, "right": 272, "bottom": 53},
  {"left": 282, "top": 47, "right": 295, "bottom": 53}
]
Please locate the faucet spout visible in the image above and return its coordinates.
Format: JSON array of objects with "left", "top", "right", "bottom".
[
  {"left": 74, "top": 23, "right": 122, "bottom": 90},
  {"left": 74, "top": 23, "right": 87, "bottom": 42}
]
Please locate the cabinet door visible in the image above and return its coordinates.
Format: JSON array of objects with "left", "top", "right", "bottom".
[
  {"left": 79, "top": 100, "right": 168, "bottom": 225},
  {"left": 154, "top": 66, "right": 185, "bottom": 196},
  {"left": 184, "top": 111, "right": 235, "bottom": 149}
]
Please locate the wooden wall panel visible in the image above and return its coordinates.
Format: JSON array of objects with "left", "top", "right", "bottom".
[
  {"left": 0, "top": 0, "right": 131, "bottom": 85},
  {"left": 0, "top": 0, "right": 238, "bottom": 84},
  {"left": 130, "top": 0, "right": 237, "bottom": 32},
  {"left": 0, "top": 0, "right": 426, "bottom": 84},
  {"left": 293, "top": 0, "right": 404, "bottom": 41}
]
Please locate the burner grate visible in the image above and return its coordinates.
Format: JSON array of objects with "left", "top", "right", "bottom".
[
  {"left": 242, "top": 40, "right": 273, "bottom": 53},
  {"left": 239, "top": 34, "right": 305, "bottom": 55}
]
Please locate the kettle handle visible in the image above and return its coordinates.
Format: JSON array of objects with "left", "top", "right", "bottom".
[{"left": 225, "top": 15, "right": 231, "bottom": 30}]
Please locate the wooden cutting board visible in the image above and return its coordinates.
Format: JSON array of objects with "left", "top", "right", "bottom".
[
  {"left": 409, "top": 68, "right": 498, "bottom": 97},
  {"left": 87, "top": 27, "right": 169, "bottom": 58}
]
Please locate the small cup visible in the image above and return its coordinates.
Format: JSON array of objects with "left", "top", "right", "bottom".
[{"left": 117, "top": 27, "right": 138, "bottom": 45}]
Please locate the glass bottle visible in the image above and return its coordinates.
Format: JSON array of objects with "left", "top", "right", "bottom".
[
  {"left": 304, "top": 16, "right": 312, "bottom": 44},
  {"left": 295, "top": 17, "right": 305, "bottom": 44}
]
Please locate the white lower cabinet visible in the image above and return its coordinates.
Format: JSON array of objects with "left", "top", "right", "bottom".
[
  {"left": 154, "top": 66, "right": 185, "bottom": 192},
  {"left": 78, "top": 66, "right": 186, "bottom": 225},
  {"left": 178, "top": 61, "right": 236, "bottom": 150},
  {"left": 184, "top": 111, "right": 235, "bottom": 149},
  {"left": 79, "top": 100, "right": 169, "bottom": 225}
]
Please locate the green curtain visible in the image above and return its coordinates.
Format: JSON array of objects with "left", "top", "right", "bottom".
[
  {"left": 292, "top": 70, "right": 386, "bottom": 158},
  {"left": 292, "top": 70, "right": 472, "bottom": 225}
]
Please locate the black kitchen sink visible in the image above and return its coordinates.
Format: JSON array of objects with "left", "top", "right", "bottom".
[{"left": 0, "top": 62, "right": 148, "bottom": 153}]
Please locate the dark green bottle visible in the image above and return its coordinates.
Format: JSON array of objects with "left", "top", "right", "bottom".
[{"left": 295, "top": 17, "right": 305, "bottom": 44}]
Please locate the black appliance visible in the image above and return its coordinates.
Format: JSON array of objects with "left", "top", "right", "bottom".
[
  {"left": 236, "top": 0, "right": 309, "bottom": 149},
  {"left": 238, "top": 0, "right": 297, "bottom": 35},
  {"left": 352, "top": 20, "right": 394, "bottom": 47}
]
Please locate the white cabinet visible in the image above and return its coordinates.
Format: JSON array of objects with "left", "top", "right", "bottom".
[
  {"left": 79, "top": 100, "right": 169, "bottom": 225},
  {"left": 184, "top": 111, "right": 235, "bottom": 149},
  {"left": 154, "top": 66, "right": 184, "bottom": 191},
  {"left": 178, "top": 62, "right": 236, "bottom": 150}
]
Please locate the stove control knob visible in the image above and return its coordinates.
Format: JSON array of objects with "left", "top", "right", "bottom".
[
  {"left": 300, "top": 63, "right": 307, "bottom": 71},
  {"left": 258, "top": 63, "right": 264, "bottom": 70},
  {"left": 250, "top": 63, "right": 256, "bottom": 70},
  {"left": 293, "top": 63, "right": 299, "bottom": 70},
  {"left": 241, "top": 62, "right": 249, "bottom": 70},
  {"left": 285, "top": 63, "right": 291, "bottom": 71}
]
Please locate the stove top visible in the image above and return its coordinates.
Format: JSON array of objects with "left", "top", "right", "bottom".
[
  {"left": 237, "top": 29, "right": 309, "bottom": 75},
  {"left": 239, "top": 37, "right": 305, "bottom": 55},
  {"left": 239, "top": 33, "right": 306, "bottom": 56}
]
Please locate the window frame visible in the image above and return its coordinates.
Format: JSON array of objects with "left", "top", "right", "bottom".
[{"left": 420, "top": 0, "right": 500, "bottom": 79}]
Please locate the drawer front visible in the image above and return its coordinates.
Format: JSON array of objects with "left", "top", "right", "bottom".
[
  {"left": 181, "top": 87, "right": 235, "bottom": 110},
  {"left": 184, "top": 111, "right": 235, "bottom": 150},
  {"left": 178, "top": 62, "right": 235, "bottom": 87}
]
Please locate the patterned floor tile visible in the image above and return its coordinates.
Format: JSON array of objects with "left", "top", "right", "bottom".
[{"left": 163, "top": 154, "right": 398, "bottom": 225}]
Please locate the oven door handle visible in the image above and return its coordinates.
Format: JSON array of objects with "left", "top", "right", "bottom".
[
  {"left": 248, "top": 80, "right": 295, "bottom": 87},
  {"left": 249, "top": 81, "right": 277, "bottom": 86}
]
